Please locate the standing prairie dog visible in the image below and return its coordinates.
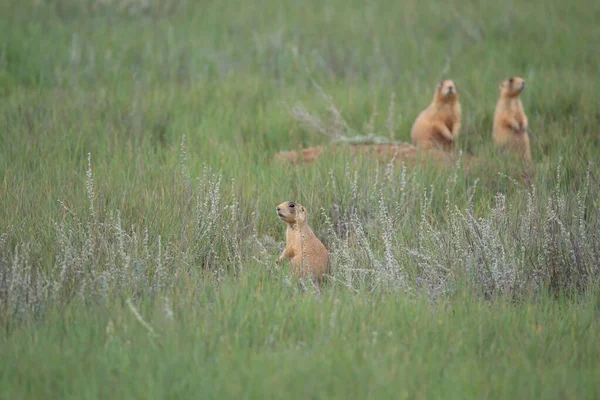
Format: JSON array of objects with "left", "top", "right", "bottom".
[
  {"left": 493, "top": 76, "right": 532, "bottom": 163},
  {"left": 411, "top": 80, "right": 462, "bottom": 152},
  {"left": 276, "top": 201, "right": 330, "bottom": 284}
]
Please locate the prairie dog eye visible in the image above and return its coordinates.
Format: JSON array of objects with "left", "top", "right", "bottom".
[
  {"left": 289, "top": 203, "right": 295, "bottom": 208},
  {"left": 508, "top": 78, "right": 514, "bottom": 84}
]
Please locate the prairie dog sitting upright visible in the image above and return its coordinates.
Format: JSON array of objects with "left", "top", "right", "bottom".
[
  {"left": 411, "top": 80, "right": 462, "bottom": 152},
  {"left": 492, "top": 76, "right": 532, "bottom": 163},
  {"left": 276, "top": 201, "right": 329, "bottom": 284}
]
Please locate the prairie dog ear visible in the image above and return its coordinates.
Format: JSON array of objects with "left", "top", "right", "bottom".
[{"left": 301, "top": 206, "right": 305, "bottom": 212}]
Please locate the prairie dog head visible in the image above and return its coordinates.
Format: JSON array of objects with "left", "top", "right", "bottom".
[
  {"left": 434, "top": 80, "right": 459, "bottom": 102},
  {"left": 499, "top": 76, "right": 526, "bottom": 98},
  {"left": 276, "top": 201, "right": 307, "bottom": 225}
]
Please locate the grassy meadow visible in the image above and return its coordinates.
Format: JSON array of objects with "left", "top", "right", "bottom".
[{"left": 1, "top": 0, "right": 600, "bottom": 398}]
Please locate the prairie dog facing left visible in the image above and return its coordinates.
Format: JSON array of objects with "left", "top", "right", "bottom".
[{"left": 276, "top": 201, "right": 329, "bottom": 284}]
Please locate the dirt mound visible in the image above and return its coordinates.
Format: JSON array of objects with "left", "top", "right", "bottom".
[{"left": 274, "top": 143, "right": 460, "bottom": 168}]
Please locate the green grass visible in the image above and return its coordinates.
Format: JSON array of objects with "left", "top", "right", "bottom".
[
  {"left": 1, "top": 0, "right": 600, "bottom": 398},
  {"left": 2, "top": 273, "right": 600, "bottom": 400}
]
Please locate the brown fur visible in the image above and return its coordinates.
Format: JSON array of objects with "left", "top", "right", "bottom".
[
  {"left": 493, "top": 76, "right": 532, "bottom": 163},
  {"left": 276, "top": 201, "right": 330, "bottom": 284},
  {"left": 411, "top": 80, "right": 462, "bottom": 151}
]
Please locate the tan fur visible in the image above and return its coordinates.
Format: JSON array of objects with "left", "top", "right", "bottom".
[
  {"left": 411, "top": 80, "right": 462, "bottom": 151},
  {"left": 276, "top": 201, "right": 329, "bottom": 284},
  {"left": 493, "top": 76, "right": 532, "bottom": 163}
]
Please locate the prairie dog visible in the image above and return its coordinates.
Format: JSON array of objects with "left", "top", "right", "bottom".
[
  {"left": 411, "top": 80, "right": 462, "bottom": 152},
  {"left": 492, "top": 76, "right": 532, "bottom": 163},
  {"left": 276, "top": 201, "right": 329, "bottom": 284}
]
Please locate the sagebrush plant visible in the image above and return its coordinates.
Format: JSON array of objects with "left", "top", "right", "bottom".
[
  {"left": 1, "top": 140, "right": 250, "bottom": 319},
  {"left": 2, "top": 132, "right": 598, "bottom": 319}
]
